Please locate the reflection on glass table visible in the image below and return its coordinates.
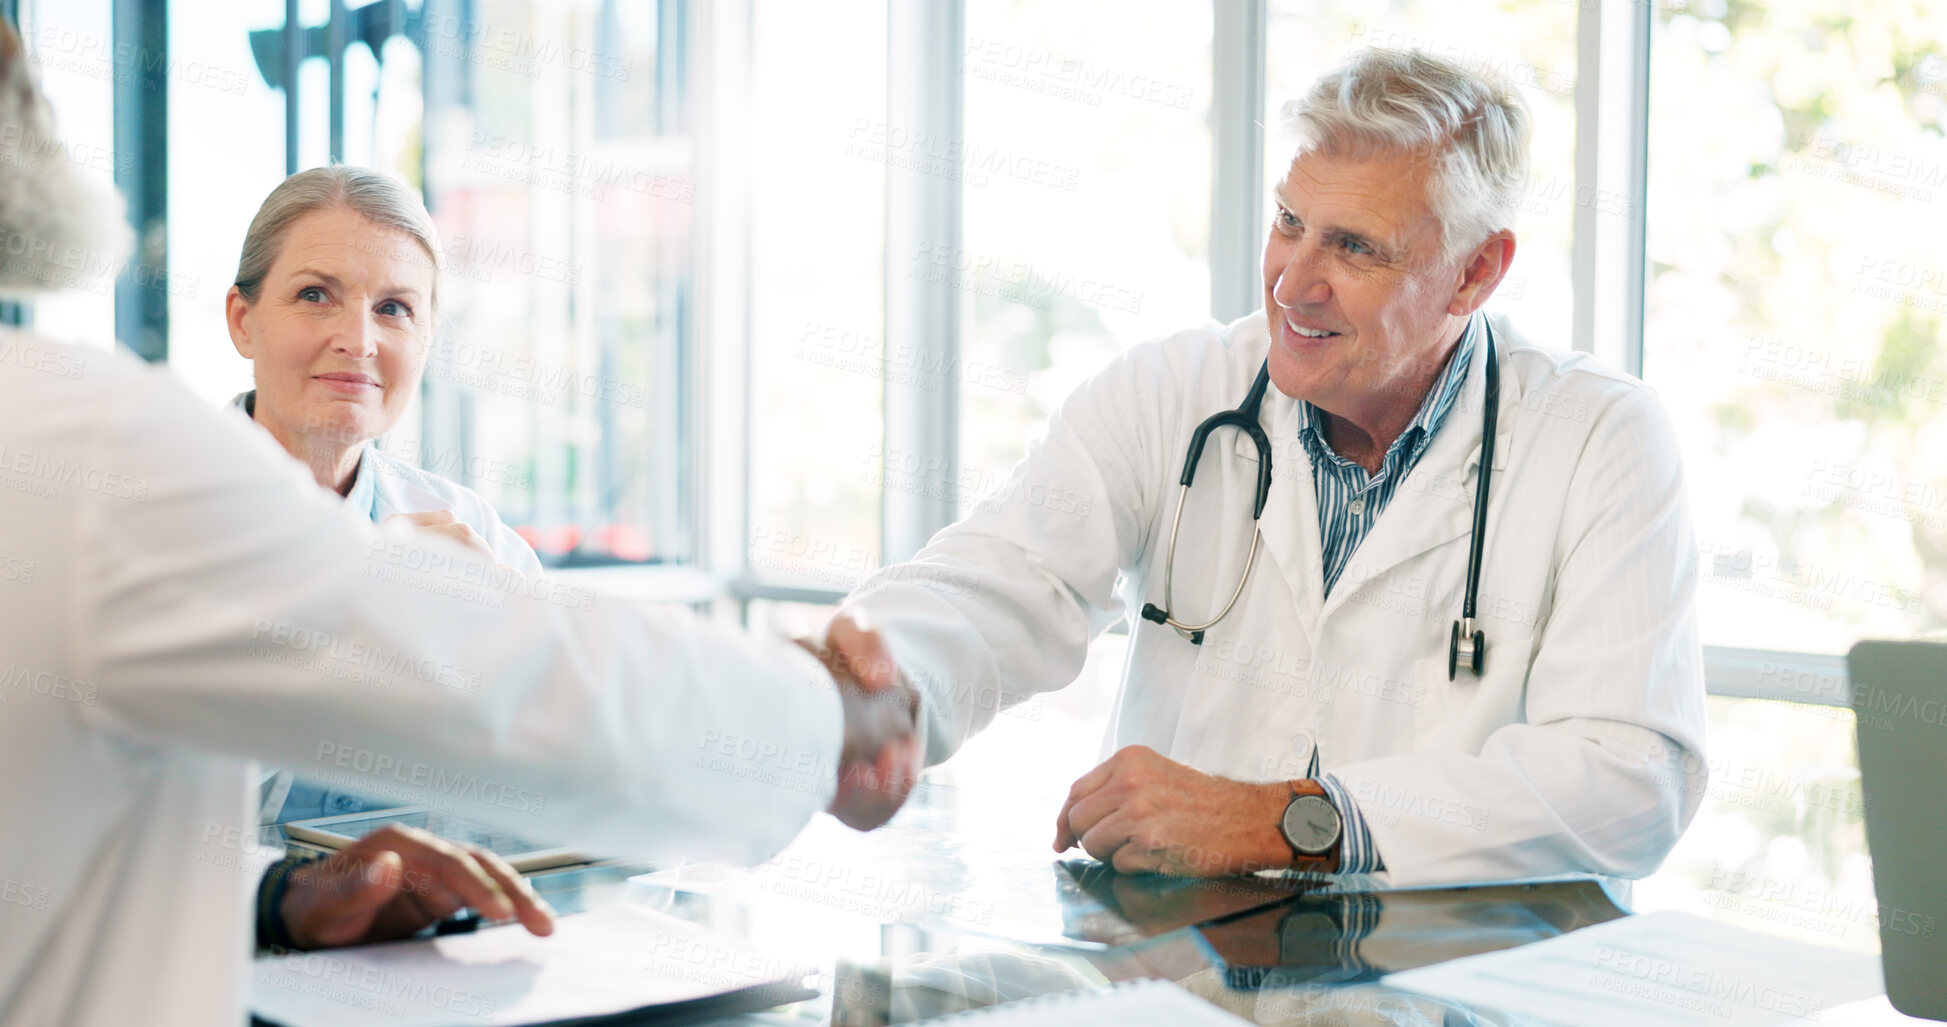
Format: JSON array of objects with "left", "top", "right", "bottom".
[
  {"left": 1055, "top": 859, "right": 1326, "bottom": 949},
  {"left": 617, "top": 796, "right": 1638, "bottom": 1025},
  {"left": 630, "top": 795, "right": 1321, "bottom": 951},
  {"left": 1193, "top": 880, "right": 1626, "bottom": 990}
]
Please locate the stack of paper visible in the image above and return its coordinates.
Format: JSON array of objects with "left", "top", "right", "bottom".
[
  {"left": 252, "top": 903, "right": 816, "bottom": 1026},
  {"left": 918, "top": 978, "right": 1253, "bottom": 1025},
  {"left": 1385, "top": 911, "right": 1884, "bottom": 1026}
]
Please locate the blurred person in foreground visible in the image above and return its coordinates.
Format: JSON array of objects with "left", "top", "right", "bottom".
[{"left": 0, "top": 18, "right": 920, "bottom": 1025}]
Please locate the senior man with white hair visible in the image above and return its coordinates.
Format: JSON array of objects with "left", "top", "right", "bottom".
[{"left": 826, "top": 47, "right": 1707, "bottom": 886}]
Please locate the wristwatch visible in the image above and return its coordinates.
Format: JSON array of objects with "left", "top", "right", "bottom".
[{"left": 1278, "top": 782, "right": 1343, "bottom": 861}]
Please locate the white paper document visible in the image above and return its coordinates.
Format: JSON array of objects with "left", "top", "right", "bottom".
[
  {"left": 920, "top": 978, "right": 1253, "bottom": 1025},
  {"left": 1385, "top": 910, "right": 1884, "bottom": 1027},
  {"left": 252, "top": 903, "right": 816, "bottom": 1027}
]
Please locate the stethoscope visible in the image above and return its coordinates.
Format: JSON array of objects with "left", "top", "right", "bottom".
[{"left": 1139, "top": 321, "right": 1500, "bottom": 681}]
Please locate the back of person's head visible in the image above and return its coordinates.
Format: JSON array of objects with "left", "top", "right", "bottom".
[
  {"left": 0, "top": 17, "right": 132, "bottom": 300},
  {"left": 232, "top": 165, "right": 443, "bottom": 316},
  {"left": 1282, "top": 47, "right": 1532, "bottom": 264}
]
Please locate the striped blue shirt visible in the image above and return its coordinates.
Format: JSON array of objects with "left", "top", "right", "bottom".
[
  {"left": 1300, "top": 316, "right": 1477, "bottom": 598},
  {"left": 1302, "top": 316, "right": 1477, "bottom": 876}
]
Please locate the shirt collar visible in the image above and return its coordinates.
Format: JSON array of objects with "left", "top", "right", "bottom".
[
  {"left": 231, "top": 389, "right": 381, "bottom": 522},
  {"left": 342, "top": 448, "right": 382, "bottom": 522},
  {"left": 1296, "top": 315, "right": 1478, "bottom": 473}
]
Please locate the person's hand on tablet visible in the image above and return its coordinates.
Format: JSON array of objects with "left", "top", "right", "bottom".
[{"left": 278, "top": 823, "right": 555, "bottom": 949}]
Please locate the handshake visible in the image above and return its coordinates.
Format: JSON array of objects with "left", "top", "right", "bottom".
[{"left": 794, "top": 610, "right": 925, "bottom": 831}]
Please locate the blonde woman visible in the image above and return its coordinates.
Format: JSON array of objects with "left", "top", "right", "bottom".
[{"left": 224, "top": 166, "right": 542, "bottom": 823}]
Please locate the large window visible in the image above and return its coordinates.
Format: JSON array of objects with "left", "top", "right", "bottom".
[
  {"left": 18, "top": 0, "right": 698, "bottom": 568},
  {"left": 13, "top": 0, "right": 122, "bottom": 347},
  {"left": 417, "top": 1, "right": 695, "bottom": 565},
  {"left": 1263, "top": 0, "right": 1579, "bottom": 347},
  {"left": 12, "top": 0, "right": 1935, "bottom": 950},
  {"left": 1647, "top": 1, "right": 1944, "bottom": 654},
  {"left": 1635, "top": 0, "right": 1946, "bottom": 950},
  {"left": 958, "top": 0, "right": 1214, "bottom": 491},
  {"left": 743, "top": 0, "right": 887, "bottom": 592}
]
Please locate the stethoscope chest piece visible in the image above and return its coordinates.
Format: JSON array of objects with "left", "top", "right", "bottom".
[{"left": 1450, "top": 617, "right": 1484, "bottom": 680}]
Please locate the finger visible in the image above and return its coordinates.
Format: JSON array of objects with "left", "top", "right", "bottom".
[
  {"left": 1077, "top": 810, "right": 1138, "bottom": 868},
  {"left": 281, "top": 849, "right": 404, "bottom": 949},
  {"left": 1053, "top": 789, "right": 1084, "bottom": 851},
  {"left": 1053, "top": 798, "right": 1080, "bottom": 852},
  {"left": 351, "top": 827, "right": 513, "bottom": 921},
  {"left": 871, "top": 734, "right": 919, "bottom": 801},
  {"left": 427, "top": 523, "right": 473, "bottom": 545},
  {"left": 825, "top": 613, "right": 897, "bottom": 692},
  {"left": 428, "top": 849, "right": 517, "bottom": 922},
  {"left": 429, "top": 523, "right": 495, "bottom": 559},
  {"left": 465, "top": 847, "right": 555, "bottom": 936},
  {"left": 339, "top": 850, "right": 408, "bottom": 928},
  {"left": 1060, "top": 785, "right": 1121, "bottom": 855},
  {"left": 1065, "top": 757, "right": 1118, "bottom": 806},
  {"left": 1110, "top": 842, "right": 1156, "bottom": 874},
  {"left": 1054, "top": 758, "right": 1119, "bottom": 849},
  {"left": 384, "top": 510, "right": 458, "bottom": 528}
]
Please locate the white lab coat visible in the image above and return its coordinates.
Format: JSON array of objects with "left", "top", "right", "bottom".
[
  {"left": 230, "top": 390, "right": 546, "bottom": 578},
  {"left": 354, "top": 445, "right": 545, "bottom": 574},
  {"left": 230, "top": 392, "right": 548, "bottom": 823},
  {"left": 850, "top": 311, "right": 1707, "bottom": 887},
  {"left": 0, "top": 333, "right": 843, "bottom": 1025}
]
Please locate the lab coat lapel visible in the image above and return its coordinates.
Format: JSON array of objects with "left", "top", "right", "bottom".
[
  {"left": 1235, "top": 392, "right": 1326, "bottom": 626},
  {"left": 1318, "top": 324, "right": 1507, "bottom": 622}
]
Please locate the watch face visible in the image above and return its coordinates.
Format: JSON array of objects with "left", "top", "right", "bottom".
[{"left": 1281, "top": 794, "right": 1342, "bottom": 856}]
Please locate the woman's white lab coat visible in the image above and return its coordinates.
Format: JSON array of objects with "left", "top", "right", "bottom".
[
  {"left": 230, "top": 391, "right": 548, "bottom": 823},
  {"left": 850, "top": 311, "right": 1708, "bottom": 887},
  {"left": 0, "top": 334, "right": 843, "bottom": 1025},
  {"left": 228, "top": 390, "right": 544, "bottom": 578}
]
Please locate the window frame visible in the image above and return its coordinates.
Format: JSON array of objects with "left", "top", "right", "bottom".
[
  {"left": 726, "top": 0, "right": 1856, "bottom": 707},
  {"left": 7, "top": 0, "right": 1868, "bottom": 697}
]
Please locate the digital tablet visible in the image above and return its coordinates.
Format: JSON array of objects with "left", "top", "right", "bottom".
[{"left": 282, "top": 807, "right": 586, "bottom": 874}]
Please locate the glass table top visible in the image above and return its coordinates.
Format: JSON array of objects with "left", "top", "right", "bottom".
[{"left": 605, "top": 798, "right": 1631, "bottom": 1025}]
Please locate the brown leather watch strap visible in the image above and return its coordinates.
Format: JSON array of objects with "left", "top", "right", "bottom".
[{"left": 1281, "top": 779, "right": 1343, "bottom": 872}]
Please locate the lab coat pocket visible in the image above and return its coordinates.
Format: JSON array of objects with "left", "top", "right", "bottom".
[
  {"left": 1414, "top": 632, "right": 1535, "bottom": 752},
  {"left": 1412, "top": 657, "right": 1461, "bottom": 749}
]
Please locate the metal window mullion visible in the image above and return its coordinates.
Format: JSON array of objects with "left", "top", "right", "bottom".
[
  {"left": 2, "top": 0, "right": 26, "bottom": 339},
  {"left": 1211, "top": 0, "right": 1267, "bottom": 324},
  {"left": 415, "top": 0, "right": 475, "bottom": 525},
  {"left": 284, "top": 0, "right": 301, "bottom": 174},
  {"left": 1703, "top": 645, "right": 1850, "bottom": 707},
  {"left": 881, "top": 0, "right": 963, "bottom": 565},
  {"left": 1620, "top": 4, "right": 1650, "bottom": 378},
  {"left": 111, "top": 0, "right": 166, "bottom": 362},
  {"left": 0, "top": 0, "right": 24, "bottom": 337},
  {"left": 694, "top": 0, "right": 754, "bottom": 619},
  {"left": 656, "top": 0, "right": 691, "bottom": 561},
  {"left": 1571, "top": 0, "right": 1650, "bottom": 377},
  {"left": 327, "top": 0, "right": 346, "bottom": 162}
]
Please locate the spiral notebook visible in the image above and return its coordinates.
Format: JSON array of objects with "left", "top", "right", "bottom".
[{"left": 923, "top": 979, "right": 1251, "bottom": 1025}]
